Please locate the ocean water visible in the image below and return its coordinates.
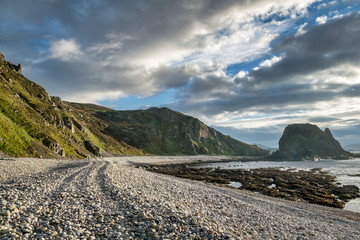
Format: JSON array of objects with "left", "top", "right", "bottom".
[{"left": 198, "top": 157, "right": 360, "bottom": 213}]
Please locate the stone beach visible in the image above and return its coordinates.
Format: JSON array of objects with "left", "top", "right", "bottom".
[{"left": 1, "top": 157, "right": 360, "bottom": 239}]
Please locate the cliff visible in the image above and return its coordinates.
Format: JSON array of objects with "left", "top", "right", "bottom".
[
  {"left": 0, "top": 52, "right": 267, "bottom": 158},
  {"left": 270, "top": 123, "right": 352, "bottom": 160}
]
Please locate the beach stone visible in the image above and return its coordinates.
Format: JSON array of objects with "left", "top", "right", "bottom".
[
  {"left": 0, "top": 210, "right": 10, "bottom": 216},
  {"left": 135, "top": 226, "right": 143, "bottom": 233},
  {"left": 168, "top": 224, "right": 176, "bottom": 232},
  {"left": 201, "top": 226, "right": 209, "bottom": 231},
  {"left": 7, "top": 204, "right": 16, "bottom": 211}
]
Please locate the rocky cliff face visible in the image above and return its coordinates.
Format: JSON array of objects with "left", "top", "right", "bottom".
[
  {"left": 0, "top": 52, "right": 267, "bottom": 157},
  {"left": 270, "top": 123, "right": 352, "bottom": 160}
]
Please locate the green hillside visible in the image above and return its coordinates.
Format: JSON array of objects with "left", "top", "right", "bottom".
[{"left": 0, "top": 53, "right": 142, "bottom": 157}]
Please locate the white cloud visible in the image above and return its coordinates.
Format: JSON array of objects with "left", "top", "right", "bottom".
[
  {"left": 234, "top": 71, "right": 247, "bottom": 79},
  {"left": 259, "top": 55, "right": 284, "bottom": 68},
  {"left": 316, "top": 15, "right": 328, "bottom": 24},
  {"left": 49, "top": 39, "right": 82, "bottom": 61},
  {"left": 295, "top": 22, "right": 308, "bottom": 36},
  {"left": 87, "top": 33, "right": 133, "bottom": 54},
  {"left": 317, "top": 1, "right": 336, "bottom": 9}
]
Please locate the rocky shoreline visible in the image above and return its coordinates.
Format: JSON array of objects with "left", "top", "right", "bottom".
[
  {"left": 1, "top": 157, "right": 360, "bottom": 239},
  {"left": 143, "top": 163, "right": 360, "bottom": 209}
]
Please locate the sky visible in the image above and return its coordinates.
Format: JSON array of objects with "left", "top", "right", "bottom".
[{"left": 0, "top": 0, "right": 359, "bottom": 147}]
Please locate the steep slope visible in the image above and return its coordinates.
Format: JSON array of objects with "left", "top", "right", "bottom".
[
  {"left": 0, "top": 52, "right": 267, "bottom": 157},
  {"left": 270, "top": 123, "right": 352, "bottom": 160},
  {"left": 0, "top": 53, "right": 142, "bottom": 157},
  {"left": 90, "top": 107, "right": 268, "bottom": 156}
]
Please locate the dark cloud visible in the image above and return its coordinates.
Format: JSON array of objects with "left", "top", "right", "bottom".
[
  {"left": 151, "top": 65, "right": 195, "bottom": 89},
  {"left": 246, "top": 13, "right": 360, "bottom": 87},
  {"left": 0, "top": 0, "right": 242, "bottom": 55},
  {"left": 174, "top": 79, "right": 353, "bottom": 116},
  {"left": 308, "top": 116, "right": 340, "bottom": 123},
  {"left": 28, "top": 56, "right": 199, "bottom": 101}
]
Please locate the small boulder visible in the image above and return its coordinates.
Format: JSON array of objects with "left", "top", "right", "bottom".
[
  {"left": 42, "top": 138, "right": 65, "bottom": 157},
  {"left": 84, "top": 141, "right": 102, "bottom": 157}
]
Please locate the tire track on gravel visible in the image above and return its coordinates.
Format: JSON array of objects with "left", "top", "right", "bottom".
[{"left": 0, "top": 161, "right": 120, "bottom": 239}]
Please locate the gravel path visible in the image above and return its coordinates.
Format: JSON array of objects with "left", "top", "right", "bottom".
[{"left": 0, "top": 158, "right": 359, "bottom": 239}]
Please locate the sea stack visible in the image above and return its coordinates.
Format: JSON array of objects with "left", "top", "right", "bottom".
[{"left": 270, "top": 123, "right": 353, "bottom": 160}]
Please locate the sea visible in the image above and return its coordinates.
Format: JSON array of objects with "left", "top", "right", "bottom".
[{"left": 198, "top": 153, "right": 360, "bottom": 213}]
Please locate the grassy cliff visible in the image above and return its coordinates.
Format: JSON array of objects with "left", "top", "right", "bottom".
[{"left": 0, "top": 53, "right": 142, "bottom": 157}]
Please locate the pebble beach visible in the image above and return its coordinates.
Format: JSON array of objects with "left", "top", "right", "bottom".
[{"left": 1, "top": 157, "right": 360, "bottom": 239}]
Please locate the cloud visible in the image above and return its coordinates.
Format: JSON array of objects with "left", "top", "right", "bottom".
[
  {"left": 0, "top": 0, "right": 320, "bottom": 101},
  {"left": 315, "top": 15, "right": 328, "bottom": 24},
  {"left": 166, "top": 13, "right": 360, "bottom": 144},
  {"left": 295, "top": 23, "right": 309, "bottom": 36},
  {"left": 254, "top": 55, "right": 283, "bottom": 70},
  {"left": 49, "top": 38, "right": 82, "bottom": 61},
  {"left": 242, "top": 13, "right": 360, "bottom": 87}
]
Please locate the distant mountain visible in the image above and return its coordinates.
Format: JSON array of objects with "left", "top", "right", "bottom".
[
  {"left": 87, "top": 107, "right": 268, "bottom": 156},
  {"left": 252, "top": 144, "right": 278, "bottom": 153},
  {"left": 270, "top": 123, "right": 353, "bottom": 161},
  {"left": 0, "top": 52, "right": 268, "bottom": 157},
  {"left": 343, "top": 144, "right": 360, "bottom": 151}
]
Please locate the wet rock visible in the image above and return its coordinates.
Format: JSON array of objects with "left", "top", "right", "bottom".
[{"left": 145, "top": 164, "right": 360, "bottom": 209}]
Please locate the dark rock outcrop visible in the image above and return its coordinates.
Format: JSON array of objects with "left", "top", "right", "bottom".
[
  {"left": 145, "top": 164, "right": 360, "bottom": 208},
  {"left": 270, "top": 123, "right": 352, "bottom": 160},
  {"left": 84, "top": 141, "right": 102, "bottom": 157},
  {"left": 0, "top": 52, "right": 21, "bottom": 73},
  {"left": 63, "top": 116, "right": 75, "bottom": 133},
  {"left": 42, "top": 138, "right": 65, "bottom": 157}
]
